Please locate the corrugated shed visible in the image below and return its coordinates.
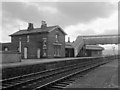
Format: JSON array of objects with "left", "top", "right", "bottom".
[
  {"left": 72, "top": 35, "right": 118, "bottom": 56},
  {"left": 83, "top": 35, "right": 119, "bottom": 45},
  {"left": 86, "top": 45, "right": 104, "bottom": 50}
]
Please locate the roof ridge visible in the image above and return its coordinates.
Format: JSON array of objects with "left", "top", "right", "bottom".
[
  {"left": 17, "top": 25, "right": 57, "bottom": 31},
  {"left": 10, "top": 25, "right": 66, "bottom": 36}
]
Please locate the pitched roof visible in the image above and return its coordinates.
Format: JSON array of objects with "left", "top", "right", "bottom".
[
  {"left": 72, "top": 36, "right": 84, "bottom": 49},
  {"left": 72, "top": 36, "right": 85, "bottom": 56},
  {"left": 77, "top": 35, "right": 119, "bottom": 45},
  {"left": 86, "top": 45, "right": 104, "bottom": 50},
  {"left": 80, "top": 34, "right": 120, "bottom": 38},
  {"left": 10, "top": 25, "right": 67, "bottom": 36}
]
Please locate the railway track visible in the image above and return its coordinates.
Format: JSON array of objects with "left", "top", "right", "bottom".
[
  {"left": 2, "top": 59, "right": 108, "bottom": 90},
  {"left": 40, "top": 67, "right": 96, "bottom": 90},
  {"left": 35, "top": 61, "right": 108, "bottom": 90}
]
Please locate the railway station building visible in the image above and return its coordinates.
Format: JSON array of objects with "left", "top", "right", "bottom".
[
  {"left": 85, "top": 45, "right": 104, "bottom": 57},
  {"left": 2, "top": 21, "right": 67, "bottom": 59},
  {"left": 65, "top": 42, "right": 74, "bottom": 57},
  {"left": 1, "top": 21, "right": 104, "bottom": 60}
]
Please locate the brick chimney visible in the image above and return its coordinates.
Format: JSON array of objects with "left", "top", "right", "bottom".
[
  {"left": 41, "top": 21, "right": 47, "bottom": 29},
  {"left": 28, "top": 23, "right": 34, "bottom": 30},
  {"left": 68, "top": 37, "right": 70, "bottom": 43}
]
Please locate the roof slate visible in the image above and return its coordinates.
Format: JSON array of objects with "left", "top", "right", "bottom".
[
  {"left": 10, "top": 25, "right": 66, "bottom": 36},
  {"left": 77, "top": 35, "right": 119, "bottom": 45},
  {"left": 86, "top": 45, "right": 104, "bottom": 50}
]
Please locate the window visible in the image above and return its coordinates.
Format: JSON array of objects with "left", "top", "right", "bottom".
[
  {"left": 55, "top": 34, "right": 59, "bottom": 42},
  {"left": 19, "top": 37, "right": 21, "bottom": 40},
  {"left": 4, "top": 47, "right": 8, "bottom": 51},
  {"left": 43, "top": 49, "right": 46, "bottom": 56},
  {"left": 57, "top": 47, "right": 60, "bottom": 56},
  {"left": 43, "top": 38, "right": 47, "bottom": 47},
  {"left": 27, "top": 35, "right": 30, "bottom": 42},
  {"left": 54, "top": 46, "right": 60, "bottom": 56},
  {"left": 18, "top": 37, "right": 22, "bottom": 52},
  {"left": 24, "top": 47, "right": 28, "bottom": 59},
  {"left": 43, "top": 38, "right": 47, "bottom": 57},
  {"left": 37, "top": 48, "right": 41, "bottom": 58},
  {"left": 19, "top": 41, "right": 22, "bottom": 52},
  {"left": 54, "top": 46, "right": 57, "bottom": 56},
  {"left": 56, "top": 34, "right": 58, "bottom": 39}
]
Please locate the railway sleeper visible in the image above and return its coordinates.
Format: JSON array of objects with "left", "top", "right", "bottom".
[
  {"left": 39, "top": 62, "right": 106, "bottom": 89},
  {"left": 57, "top": 82, "right": 70, "bottom": 85},
  {"left": 54, "top": 83, "right": 69, "bottom": 86},
  {"left": 55, "top": 82, "right": 72, "bottom": 86},
  {"left": 52, "top": 85, "right": 67, "bottom": 88},
  {"left": 58, "top": 81, "right": 73, "bottom": 84},
  {"left": 45, "top": 87, "right": 62, "bottom": 90},
  {"left": 49, "top": 85, "right": 65, "bottom": 89}
]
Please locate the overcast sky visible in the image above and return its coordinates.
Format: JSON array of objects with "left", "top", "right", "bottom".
[
  {"left": 1, "top": 0, "right": 118, "bottom": 41},
  {"left": 0, "top": 0, "right": 119, "bottom": 54}
]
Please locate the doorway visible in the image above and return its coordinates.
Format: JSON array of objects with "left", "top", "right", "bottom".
[
  {"left": 37, "top": 48, "right": 41, "bottom": 59},
  {"left": 24, "top": 47, "right": 28, "bottom": 59}
]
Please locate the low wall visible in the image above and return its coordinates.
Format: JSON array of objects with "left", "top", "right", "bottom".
[{"left": 0, "top": 51, "right": 21, "bottom": 64}]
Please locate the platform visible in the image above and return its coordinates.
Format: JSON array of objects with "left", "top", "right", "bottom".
[
  {"left": 2, "top": 56, "right": 116, "bottom": 80},
  {"left": 2, "top": 57, "right": 96, "bottom": 68},
  {"left": 66, "top": 59, "right": 119, "bottom": 88},
  {"left": 2, "top": 57, "right": 99, "bottom": 79}
]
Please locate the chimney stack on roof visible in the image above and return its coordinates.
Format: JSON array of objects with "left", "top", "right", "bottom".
[
  {"left": 28, "top": 23, "right": 34, "bottom": 30},
  {"left": 41, "top": 20, "right": 47, "bottom": 29},
  {"left": 68, "top": 37, "right": 70, "bottom": 43}
]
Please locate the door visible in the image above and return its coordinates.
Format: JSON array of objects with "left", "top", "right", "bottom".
[
  {"left": 37, "top": 48, "right": 40, "bottom": 59},
  {"left": 24, "top": 47, "right": 27, "bottom": 59}
]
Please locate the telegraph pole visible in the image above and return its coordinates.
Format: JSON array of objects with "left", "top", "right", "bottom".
[
  {"left": 18, "top": 25, "right": 22, "bottom": 62},
  {"left": 112, "top": 46, "right": 115, "bottom": 55}
]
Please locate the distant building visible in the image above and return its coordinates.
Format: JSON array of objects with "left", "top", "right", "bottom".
[
  {"left": 73, "top": 36, "right": 104, "bottom": 57},
  {"left": 2, "top": 21, "right": 67, "bottom": 59},
  {"left": 1, "top": 22, "right": 106, "bottom": 59},
  {"left": 85, "top": 45, "right": 104, "bottom": 57},
  {"left": 65, "top": 42, "right": 74, "bottom": 57},
  {"left": 1, "top": 43, "right": 12, "bottom": 51}
]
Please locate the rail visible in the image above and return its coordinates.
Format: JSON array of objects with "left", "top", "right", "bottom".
[{"left": 2, "top": 55, "right": 118, "bottom": 89}]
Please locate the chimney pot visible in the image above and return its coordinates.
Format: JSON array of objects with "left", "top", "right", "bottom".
[
  {"left": 28, "top": 23, "right": 34, "bottom": 30},
  {"left": 41, "top": 21, "right": 47, "bottom": 28}
]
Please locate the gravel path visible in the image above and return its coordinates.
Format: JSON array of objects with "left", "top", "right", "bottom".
[{"left": 66, "top": 59, "right": 118, "bottom": 88}]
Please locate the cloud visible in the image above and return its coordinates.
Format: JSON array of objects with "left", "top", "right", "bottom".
[
  {"left": 56, "top": 2, "right": 116, "bottom": 24},
  {"left": 99, "top": 44, "right": 119, "bottom": 55},
  {"left": 64, "top": 11, "right": 118, "bottom": 41},
  {"left": 2, "top": 2, "right": 117, "bottom": 25},
  {"left": 1, "top": 2, "right": 118, "bottom": 42},
  {"left": 2, "top": 2, "right": 44, "bottom": 23},
  {"left": 118, "top": 2, "right": 120, "bottom": 33},
  {"left": 0, "top": 3, "right": 2, "bottom": 42},
  {"left": 2, "top": 19, "right": 26, "bottom": 42}
]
